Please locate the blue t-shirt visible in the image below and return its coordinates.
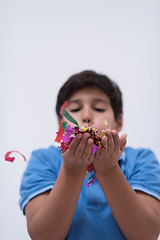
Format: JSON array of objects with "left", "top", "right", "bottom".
[{"left": 19, "top": 146, "right": 160, "bottom": 240}]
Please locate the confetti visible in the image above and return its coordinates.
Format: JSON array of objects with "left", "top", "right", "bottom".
[
  {"left": 63, "top": 109, "right": 79, "bottom": 128},
  {"left": 105, "top": 120, "right": 108, "bottom": 126},
  {"left": 55, "top": 122, "right": 64, "bottom": 143},
  {"left": 86, "top": 178, "right": 96, "bottom": 187},
  {"left": 100, "top": 130, "right": 106, "bottom": 138},
  {"left": 93, "top": 145, "right": 97, "bottom": 153},
  {"left": 62, "top": 121, "right": 67, "bottom": 130},
  {"left": 55, "top": 104, "right": 109, "bottom": 175},
  {"left": 5, "top": 150, "right": 27, "bottom": 162},
  {"left": 60, "top": 101, "right": 68, "bottom": 116}
]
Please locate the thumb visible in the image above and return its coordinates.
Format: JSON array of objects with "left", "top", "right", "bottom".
[{"left": 120, "top": 134, "right": 127, "bottom": 153}]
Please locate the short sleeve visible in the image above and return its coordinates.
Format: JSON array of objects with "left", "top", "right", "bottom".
[
  {"left": 128, "top": 148, "right": 160, "bottom": 200},
  {"left": 19, "top": 146, "right": 63, "bottom": 214}
]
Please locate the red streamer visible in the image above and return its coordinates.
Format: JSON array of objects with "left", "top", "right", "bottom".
[
  {"left": 5, "top": 151, "right": 27, "bottom": 162},
  {"left": 55, "top": 123, "right": 64, "bottom": 143},
  {"left": 60, "top": 101, "right": 68, "bottom": 116}
]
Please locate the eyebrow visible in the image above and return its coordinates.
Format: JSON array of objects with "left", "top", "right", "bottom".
[{"left": 68, "top": 98, "right": 109, "bottom": 104}]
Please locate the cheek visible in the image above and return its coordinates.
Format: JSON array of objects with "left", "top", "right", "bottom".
[
  {"left": 94, "top": 113, "right": 116, "bottom": 131},
  {"left": 70, "top": 113, "right": 81, "bottom": 123},
  {"left": 93, "top": 116, "right": 106, "bottom": 132}
]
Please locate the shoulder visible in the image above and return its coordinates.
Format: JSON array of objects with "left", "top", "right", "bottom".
[
  {"left": 19, "top": 145, "right": 63, "bottom": 213},
  {"left": 123, "top": 146, "right": 160, "bottom": 175},
  {"left": 31, "top": 145, "right": 61, "bottom": 160},
  {"left": 124, "top": 146, "right": 157, "bottom": 158},
  {"left": 21, "top": 145, "right": 63, "bottom": 183},
  {"left": 123, "top": 147, "right": 160, "bottom": 200},
  {"left": 28, "top": 145, "right": 63, "bottom": 170},
  {"left": 124, "top": 146, "right": 159, "bottom": 167}
]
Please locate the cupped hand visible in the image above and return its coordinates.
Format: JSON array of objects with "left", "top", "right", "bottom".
[
  {"left": 62, "top": 133, "right": 95, "bottom": 173},
  {"left": 93, "top": 129, "right": 127, "bottom": 175}
]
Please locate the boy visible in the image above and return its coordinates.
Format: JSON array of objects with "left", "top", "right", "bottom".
[{"left": 19, "top": 70, "right": 160, "bottom": 240}]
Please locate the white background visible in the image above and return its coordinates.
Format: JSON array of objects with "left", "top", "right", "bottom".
[{"left": 0, "top": 0, "right": 160, "bottom": 239}]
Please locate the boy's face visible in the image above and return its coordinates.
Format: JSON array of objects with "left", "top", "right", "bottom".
[{"left": 62, "top": 87, "right": 122, "bottom": 134}]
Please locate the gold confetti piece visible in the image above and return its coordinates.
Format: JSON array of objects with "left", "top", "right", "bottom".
[
  {"left": 105, "top": 120, "right": 108, "bottom": 126},
  {"left": 81, "top": 126, "right": 88, "bottom": 131},
  {"left": 100, "top": 130, "right": 106, "bottom": 138},
  {"left": 84, "top": 172, "right": 88, "bottom": 178}
]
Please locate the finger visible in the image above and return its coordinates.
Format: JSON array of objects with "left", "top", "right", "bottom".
[
  {"left": 105, "top": 129, "right": 114, "bottom": 151},
  {"left": 120, "top": 134, "right": 127, "bottom": 152},
  {"left": 100, "top": 129, "right": 107, "bottom": 138},
  {"left": 100, "top": 136, "right": 108, "bottom": 156},
  {"left": 81, "top": 137, "right": 94, "bottom": 161},
  {"left": 101, "top": 136, "right": 108, "bottom": 150},
  {"left": 101, "top": 129, "right": 111, "bottom": 148},
  {"left": 74, "top": 133, "right": 90, "bottom": 157},
  {"left": 112, "top": 130, "right": 120, "bottom": 152},
  {"left": 68, "top": 133, "right": 82, "bottom": 155}
]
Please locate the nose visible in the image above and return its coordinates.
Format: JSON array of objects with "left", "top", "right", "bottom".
[
  {"left": 83, "top": 117, "right": 91, "bottom": 124},
  {"left": 82, "top": 108, "right": 93, "bottom": 124}
]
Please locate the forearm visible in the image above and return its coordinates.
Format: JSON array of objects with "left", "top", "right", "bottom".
[
  {"left": 96, "top": 164, "right": 159, "bottom": 240},
  {"left": 28, "top": 163, "right": 85, "bottom": 240},
  {"left": 27, "top": 133, "right": 94, "bottom": 240}
]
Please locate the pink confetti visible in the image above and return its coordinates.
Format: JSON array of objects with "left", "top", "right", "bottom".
[
  {"left": 86, "top": 178, "right": 95, "bottom": 187},
  {"left": 62, "top": 125, "right": 74, "bottom": 142},
  {"left": 62, "top": 133, "right": 70, "bottom": 142},
  {"left": 93, "top": 145, "right": 97, "bottom": 153},
  {"left": 70, "top": 136, "right": 74, "bottom": 142}
]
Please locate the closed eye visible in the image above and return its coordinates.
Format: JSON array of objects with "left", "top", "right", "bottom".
[
  {"left": 94, "top": 108, "right": 105, "bottom": 112},
  {"left": 70, "top": 108, "right": 81, "bottom": 112}
]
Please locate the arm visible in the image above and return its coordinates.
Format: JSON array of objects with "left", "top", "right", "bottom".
[
  {"left": 25, "top": 133, "right": 94, "bottom": 240},
  {"left": 93, "top": 130, "right": 160, "bottom": 240}
]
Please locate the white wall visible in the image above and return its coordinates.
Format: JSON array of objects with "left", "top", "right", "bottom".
[{"left": 0, "top": 1, "right": 160, "bottom": 239}]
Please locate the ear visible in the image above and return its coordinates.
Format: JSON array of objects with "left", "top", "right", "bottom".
[{"left": 115, "top": 114, "right": 123, "bottom": 132}]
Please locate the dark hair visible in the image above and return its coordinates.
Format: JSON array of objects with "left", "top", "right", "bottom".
[{"left": 56, "top": 70, "right": 123, "bottom": 120}]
